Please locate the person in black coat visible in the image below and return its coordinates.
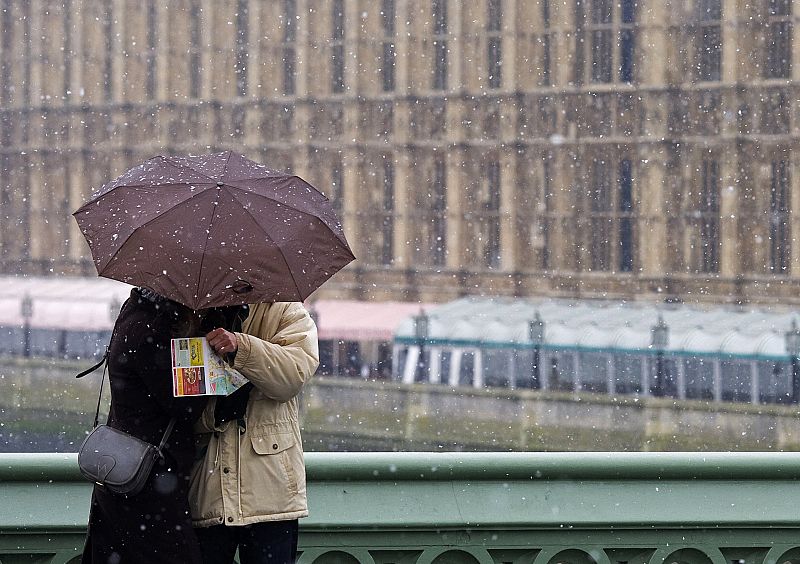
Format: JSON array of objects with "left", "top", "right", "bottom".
[{"left": 81, "top": 287, "right": 246, "bottom": 564}]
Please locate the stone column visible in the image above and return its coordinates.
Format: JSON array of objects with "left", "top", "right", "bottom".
[
  {"left": 355, "top": 0, "right": 377, "bottom": 96},
  {"left": 502, "top": 0, "right": 516, "bottom": 92},
  {"left": 638, "top": 0, "right": 667, "bottom": 87},
  {"left": 680, "top": 147, "right": 695, "bottom": 272},
  {"left": 791, "top": 155, "right": 800, "bottom": 276},
  {"left": 747, "top": 159, "right": 769, "bottom": 274},
  {"left": 8, "top": 3, "right": 26, "bottom": 108},
  {"left": 42, "top": 2, "right": 68, "bottom": 105},
  {"left": 794, "top": 1, "right": 800, "bottom": 82},
  {"left": 736, "top": 1, "right": 760, "bottom": 81},
  {"left": 722, "top": 0, "right": 738, "bottom": 83},
  {"left": 392, "top": 150, "right": 411, "bottom": 269},
  {"left": 67, "top": 155, "right": 88, "bottom": 262},
  {"left": 27, "top": 153, "right": 44, "bottom": 261},
  {"left": 200, "top": 0, "right": 216, "bottom": 100},
  {"left": 69, "top": 0, "right": 84, "bottom": 106},
  {"left": 307, "top": 0, "right": 330, "bottom": 98},
  {"left": 109, "top": 0, "right": 125, "bottom": 103},
  {"left": 548, "top": 148, "right": 574, "bottom": 271},
  {"left": 114, "top": 2, "right": 131, "bottom": 102},
  {"left": 295, "top": 0, "right": 309, "bottom": 97},
  {"left": 638, "top": 146, "right": 667, "bottom": 277},
  {"left": 343, "top": 0, "right": 358, "bottom": 95},
  {"left": 245, "top": 0, "right": 260, "bottom": 99},
  {"left": 514, "top": 1, "right": 538, "bottom": 89},
  {"left": 341, "top": 147, "right": 362, "bottom": 259},
  {"left": 460, "top": 3, "right": 479, "bottom": 91},
  {"left": 0, "top": 4, "right": 4, "bottom": 102},
  {"left": 292, "top": 107, "right": 311, "bottom": 178},
  {"left": 215, "top": 0, "right": 237, "bottom": 100},
  {"left": 292, "top": 0, "right": 311, "bottom": 166},
  {"left": 28, "top": 2, "right": 42, "bottom": 107},
  {"left": 394, "top": 0, "right": 410, "bottom": 94},
  {"left": 149, "top": 2, "right": 166, "bottom": 102},
  {"left": 499, "top": 149, "right": 517, "bottom": 271},
  {"left": 17, "top": 154, "right": 32, "bottom": 263},
  {"left": 719, "top": 151, "right": 739, "bottom": 277},
  {"left": 449, "top": 0, "right": 463, "bottom": 93},
  {"left": 719, "top": 0, "right": 742, "bottom": 277},
  {"left": 404, "top": 0, "right": 425, "bottom": 94},
  {"left": 552, "top": 0, "right": 576, "bottom": 87},
  {"left": 445, "top": 147, "right": 466, "bottom": 270}
]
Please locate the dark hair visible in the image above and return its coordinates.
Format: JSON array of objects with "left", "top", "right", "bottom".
[{"left": 134, "top": 287, "right": 248, "bottom": 336}]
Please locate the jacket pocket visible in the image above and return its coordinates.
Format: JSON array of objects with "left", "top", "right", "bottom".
[
  {"left": 250, "top": 431, "right": 293, "bottom": 455},
  {"left": 249, "top": 426, "right": 298, "bottom": 496}
]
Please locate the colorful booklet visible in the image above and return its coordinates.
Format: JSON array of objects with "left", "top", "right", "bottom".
[{"left": 171, "top": 337, "right": 249, "bottom": 397}]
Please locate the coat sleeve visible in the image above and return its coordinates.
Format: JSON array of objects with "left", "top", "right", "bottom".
[{"left": 232, "top": 303, "right": 319, "bottom": 402}]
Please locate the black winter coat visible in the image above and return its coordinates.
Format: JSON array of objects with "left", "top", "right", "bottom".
[{"left": 82, "top": 289, "right": 209, "bottom": 564}]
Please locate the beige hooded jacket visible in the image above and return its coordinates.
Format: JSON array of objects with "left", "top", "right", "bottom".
[{"left": 189, "top": 302, "right": 319, "bottom": 527}]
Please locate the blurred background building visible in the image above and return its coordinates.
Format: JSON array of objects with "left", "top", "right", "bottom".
[{"left": 0, "top": 0, "right": 798, "bottom": 305}]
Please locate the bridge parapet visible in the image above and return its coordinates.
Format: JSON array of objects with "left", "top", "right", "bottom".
[{"left": 2, "top": 452, "right": 800, "bottom": 563}]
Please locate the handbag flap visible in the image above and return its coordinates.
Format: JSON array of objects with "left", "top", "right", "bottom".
[{"left": 78, "top": 425, "right": 158, "bottom": 489}]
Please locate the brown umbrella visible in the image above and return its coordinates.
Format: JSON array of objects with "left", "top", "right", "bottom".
[{"left": 73, "top": 151, "right": 355, "bottom": 309}]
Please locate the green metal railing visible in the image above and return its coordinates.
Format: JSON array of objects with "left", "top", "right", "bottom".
[{"left": 2, "top": 452, "right": 800, "bottom": 563}]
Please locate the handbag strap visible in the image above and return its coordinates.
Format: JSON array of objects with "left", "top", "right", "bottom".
[
  {"left": 75, "top": 351, "right": 108, "bottom": 379},
  {"left": 156, "top": 417, "right": 178, "bottom": 455},
  {"left": 75, "top": 347, "right": 109, "bottom": 428}
]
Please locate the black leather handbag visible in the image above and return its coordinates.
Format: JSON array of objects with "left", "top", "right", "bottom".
[{"left": 76, "top": 351, "right": 177, "bottom": 496}]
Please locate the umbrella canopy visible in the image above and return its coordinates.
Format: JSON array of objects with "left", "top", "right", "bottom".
[{"left": 73, "top": 151, "right": 355, "bottom": 309}]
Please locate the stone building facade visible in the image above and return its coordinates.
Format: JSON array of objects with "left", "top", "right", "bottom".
[{"left": 0, "top": 0, "right": 798, "bottom": 305}]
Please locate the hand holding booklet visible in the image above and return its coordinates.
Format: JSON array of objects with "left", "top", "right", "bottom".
[{"left": 171, "top": 337, "right": 249, "bottom": 396}]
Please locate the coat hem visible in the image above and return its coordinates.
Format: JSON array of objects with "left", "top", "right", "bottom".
[{"left": 193, "top": 510, "right": 309, "bottom": 528}]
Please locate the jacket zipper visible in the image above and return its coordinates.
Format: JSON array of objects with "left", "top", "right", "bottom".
[{"left": 237, "top": 417, "right": 246, "bottom": 517}]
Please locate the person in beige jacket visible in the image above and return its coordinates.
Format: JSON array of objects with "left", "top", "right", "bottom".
[{"left": 190, "top": 302, "right": 319, "bottom": 564}]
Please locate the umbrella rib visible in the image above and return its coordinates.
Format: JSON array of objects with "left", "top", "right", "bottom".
[
  {"left": 89, "top": 154, "right": 220, "bottom": 202},
  {"left": 190, "top": 182, "right": 304, "bottom": 304},
  {"left": 194, "top": 190, "right": 224, "bottom": 307},
  {"left": 221, "top": 151, "right": 234, "bottom": 178},
  {"left": 81, "top": 183, "right": 149, "bottom": 207},
  {"left": 223, "top": 181, "right": 350, "bottom": 249},
  {"left": 224, "top": 187, "right": 305, "bottom": 299},
  {"left": 220, "top": 174, "right": 285, "bottom": 184},
  {"left": 162, "top": 156, "right": 220, "bottom": 183},
  {"left": 114, "top": 155, "right": 219, "bottom": 185},
  {"left": 93, "top": 186, "right": 216, "bottom": 273},
  {"left": 84, "top": 182, "right": 197, "bottom": 204}
]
